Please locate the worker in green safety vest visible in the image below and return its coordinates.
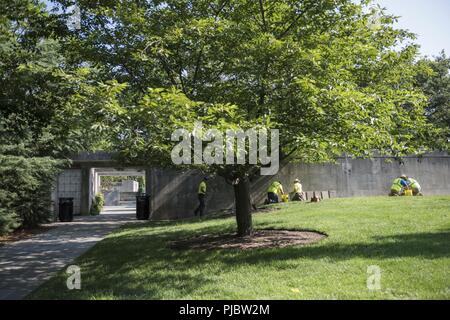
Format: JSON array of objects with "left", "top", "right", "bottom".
[
  {"left": 389, "top": 175, "right": 408, "bottom": 196},
  {"left": 267, "top": 181, "right": 284, "bottom": 203},
  {"left": 292, "top": 178, "right": 304, "bottom": 201},
  {"left": 194, "top": 176, "right": 208, "bottom": 216},
  {"left": 407, "top": 177, "right": 422, "bottom": 196}
]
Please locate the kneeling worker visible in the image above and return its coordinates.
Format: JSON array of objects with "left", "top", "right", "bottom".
[
  {"left": 407, "top": 177, "right": 422, "bottom": 196},
  {"left": 194, "top": 176, "right": 208, "bottom": 216},
  {"left": 389, "top": 175, "right": 408, "bottom": 196},
  {"left": 267, "top": 180, "right": 284, "bottom": 203},
  {"left": 292, "top": 179, "right": 304, "bottom": 201}
]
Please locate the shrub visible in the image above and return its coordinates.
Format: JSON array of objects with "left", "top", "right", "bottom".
[
  {"left": 0, "top": 154, "right": 65, "bottom": 231},
  {"left": 0, "top": 208, "right": 20, "bottom": 236},
  {"left": 90, "top": 193, "right": 105, "bottom": 215}
]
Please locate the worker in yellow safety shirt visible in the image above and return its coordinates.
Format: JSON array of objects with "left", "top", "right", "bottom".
[
  {"left": 407, "top": 177, "right": 422, "bottom": 196},
  {"left": 267, "top": 181, "right": 284, "bottom": 203},
  {"left": 389, "top": 175, "right": 408, "bottom": 196},
  {"left": 292, "top": 178, "right": 305, "bottom": 201},
  {"left": 194, "top": 176, "right": 208, "bottom": 216}
]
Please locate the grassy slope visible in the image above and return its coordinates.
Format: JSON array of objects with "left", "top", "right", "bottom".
[{"left": 29, "top": 196, "right": 450, "bottom": 300}]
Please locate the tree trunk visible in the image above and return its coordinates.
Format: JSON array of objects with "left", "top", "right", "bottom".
[{"left": 233, "top": 176, "right": 253, "bottom": 237}]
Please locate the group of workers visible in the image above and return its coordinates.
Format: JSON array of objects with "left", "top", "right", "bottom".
[
  {"left": 266, "top": 179, "right": 304, "bottom": 203},
  {"left": 389, "top": 175, "right": 422, "bottom": 196},
  {"left": 193, "top": 176, "right": 305, "bottom": 216},
  {"left": 193, "top": 174, "right": 423, "bottom": 216}
]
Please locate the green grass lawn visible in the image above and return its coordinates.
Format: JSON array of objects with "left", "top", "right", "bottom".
[{"left": 29, "top": 196, "right": 450, "bottom": 300}]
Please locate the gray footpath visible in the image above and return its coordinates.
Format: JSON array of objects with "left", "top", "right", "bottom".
[{"left": 0, "top": 207, "right": 139, "bottom": 300}]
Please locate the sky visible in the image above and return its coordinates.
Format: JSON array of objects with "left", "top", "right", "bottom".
[{"left": 373, "top": 0, "right": 450, "bottom": 57}]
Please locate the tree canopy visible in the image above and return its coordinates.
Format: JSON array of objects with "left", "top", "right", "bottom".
[
  {"left": 0, "top": 0, "right": 126, "bottom": 157},
  {"left": 416, "top": 52, "right": 450, "bottom": 140}
]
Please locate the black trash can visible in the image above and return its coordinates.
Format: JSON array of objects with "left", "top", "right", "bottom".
[
  {"left": 59, "top": 197, "right": 74, "bottom": 222},
  {"left": 136, "top": 194, "right": 150, "bottom": 220}
]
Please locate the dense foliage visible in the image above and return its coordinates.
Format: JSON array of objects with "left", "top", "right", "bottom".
[
  {"left": 416, "top": 52, "right": 450, "bottom": 139},
  {"left": 100, "top": 176, "right": 145, "bottom": 192},
  {"left": 89, "top": 193, "right": 105, "bottom": 216},
  {"left": 0, "top": 0, "right": 124, "bottom": 234},
  {"left": 0, "top": 153, "right": 66, "bottom": 232}
]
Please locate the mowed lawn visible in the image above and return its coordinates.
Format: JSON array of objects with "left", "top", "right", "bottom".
[{"left": 29, "top": 196, "right": 450, "bottom": 300}]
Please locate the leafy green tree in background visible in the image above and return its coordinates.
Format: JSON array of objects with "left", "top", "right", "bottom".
[
  {"left": 53, "top": 0, "right": 446, "bottom": 235},
  {"left": 0, "top": 1, "right": 126, "bottom": 156},
  {"left": 0, "top": 154, "right": 66, "bottom": 230},
  {"left": 0, "top": 0, "right": 125, "bottom": 234},
  {"left": 100, "top": 176, "right": 145, "bottom": 191},
  {"left": 416, "top": 52, "right": 450, "bottom": 139}
]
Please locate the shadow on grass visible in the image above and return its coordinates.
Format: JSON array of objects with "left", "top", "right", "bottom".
[
  {"left": 29, "top": 215, "right": 450, "bottom": 299},
  {"left": 221, "top": 230, "right": 450, "bottom": 263}
]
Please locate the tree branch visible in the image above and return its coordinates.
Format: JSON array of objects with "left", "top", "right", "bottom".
[
  {"left": 277, "top": 2, "right": 316, "bottom": 39},
  {"left": 258, "top": 0, "right": 267, "bottom": 32},
  {"left": 192, "top": 46, "right": 204, "bottom": 88},
  {"left": 190, "top": 1, "right": 230, "bottom": 94},
  {"left": 158, "top": 56, "right": 177, "bottom": 87},
  {"left": 214, "top": 0, "right": 230, "bottom": 20}
]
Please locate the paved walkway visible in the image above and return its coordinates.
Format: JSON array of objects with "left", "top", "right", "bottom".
[{"left": 0, "top": 206, "right": 140, "bottom": 300}]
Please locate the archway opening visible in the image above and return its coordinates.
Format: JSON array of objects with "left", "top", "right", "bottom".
[{"left": 93, "top": 168, "right": 146, "bottom": 215}]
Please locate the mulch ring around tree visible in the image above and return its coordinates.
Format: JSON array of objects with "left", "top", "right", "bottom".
[{"left": 169, "top": 229, "right": 327, "bottom": 250}]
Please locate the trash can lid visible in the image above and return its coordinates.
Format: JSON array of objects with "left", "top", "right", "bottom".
[{"left": 136, "top": 193, "right": 150, "bottom": 197}]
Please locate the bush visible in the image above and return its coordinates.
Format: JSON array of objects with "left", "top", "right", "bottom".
[
  {"left": 0, "top": 154, "right": 65, "bottom": 232},
  {"left": 0, "top": 208, "right": 20, "bottom": 236},
  {"left": 90, "top": 193, "right": 105, "bottom": 215}
]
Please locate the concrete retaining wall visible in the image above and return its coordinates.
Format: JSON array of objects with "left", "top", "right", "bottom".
[
  {"left": 146, "top": 168, "right": 235, "bottom": 220},
  {"left": 55, "top": 152, "right": 449, "bottom": 219},
  {"left": 147, "top": 153, "right": 450, "bottom": 220}
]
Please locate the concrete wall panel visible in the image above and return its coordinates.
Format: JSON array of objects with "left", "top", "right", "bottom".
[
  {"left": 56, "top": 169, "right": 81, "bottom": 215},
  {"left": 147, "top": 154, "right": 450, "bottom": 219},
  {"left": 60, "top": 153, "right": 450, "bottom": 220}
]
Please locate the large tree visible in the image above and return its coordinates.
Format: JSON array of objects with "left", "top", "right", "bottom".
[{"left": 53, "top": 0, "right": 444, "bottom": 236}]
